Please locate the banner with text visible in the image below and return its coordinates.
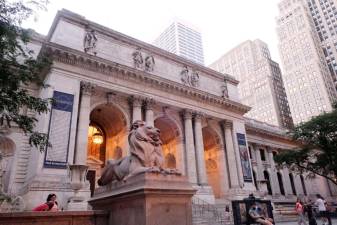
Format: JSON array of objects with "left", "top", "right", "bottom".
[
  {"left": 236, "top": 133, "right": 253, "bottom": 182},
  {"left": 44, "top": 91, "right": 74, "bottom": 168}
]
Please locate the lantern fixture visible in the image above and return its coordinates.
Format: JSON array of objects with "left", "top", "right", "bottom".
[{"left": 92, "top": 132, "right": 103, "bottom": 144}]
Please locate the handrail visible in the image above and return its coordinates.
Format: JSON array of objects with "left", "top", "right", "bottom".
[{"left": 192, "top": 196, "right": 227, "bottom": 225}]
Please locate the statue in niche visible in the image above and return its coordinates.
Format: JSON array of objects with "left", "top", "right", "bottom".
[
  {"left": 83, "top": 28, "right": 97, "bottom": 55},
  {"left": 145, "top": 55, "right": 155, "bottom": 72},
  {"left": 190, "top": 70, "right": 199, "bottom": 87},
  {"left": 180, "top": 66, "right": 189, "bottom": 85},
  {"left": 132, "top": 48, "right": 144, "bottom": 69},
  {"left": 222, "top": 79, "right": 229, "bottom": 98},
  {"left": 97, "top": 121, "right": 180, "bottom": 186}
]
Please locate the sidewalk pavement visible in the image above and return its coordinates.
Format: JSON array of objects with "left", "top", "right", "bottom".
[{"left": 277, "top": 219, "right": 337, "bottom": 225}]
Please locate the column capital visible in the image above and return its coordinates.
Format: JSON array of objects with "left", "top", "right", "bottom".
[
  {"left": 80, "top": 81, "right": 96, "bottom": 96},
  {"left": 193, "top": 112, "right": 205, "bottom": 121},
  {"left": 144, "top": 97, "right": 155, "bottom": 110},
  {"left": 129, "top": 95, "right": 144, "bottom": 107},
  {"left": 221, "top": 120, "right": 233, "bottom": 129},
  {"left": 182, "top": 109, "right": 193, "bottom": 120}
]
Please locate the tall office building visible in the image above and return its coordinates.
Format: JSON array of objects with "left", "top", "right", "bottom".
[
  {"left": 276, "top": 0, "right": 337, "bottom": 124},
  {"left": 308, "top": 0, "right": 337, "bottom": 90},
  {"left": 153, "top": 20, "right": 204, "bottom": 65},
  {"left": 210, "top": 40, "right": 294, "bottom": 129}
]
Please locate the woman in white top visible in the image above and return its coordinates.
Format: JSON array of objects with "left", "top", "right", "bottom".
[{"left": 315, "top": 194, "right": 328, "bottom": 225}]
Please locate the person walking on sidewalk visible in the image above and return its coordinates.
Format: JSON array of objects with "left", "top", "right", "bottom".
[
  {"left": 296, "top": 198, "right": 308, "bottom": 225},
  {"left": 315, "top": 194, "right": 328, "bottom": 225}
]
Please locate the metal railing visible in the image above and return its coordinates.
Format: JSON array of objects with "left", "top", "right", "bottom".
[{"left": 192, "top": 196, "right": 227, "bottom": 225}]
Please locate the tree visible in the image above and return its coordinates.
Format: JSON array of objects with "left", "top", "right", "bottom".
[
  {"left": 274, "top": 103, "right": 337, "bottom": 185},
  {"left": 0, "top": 0, "right": 50, "bottom": 149}
]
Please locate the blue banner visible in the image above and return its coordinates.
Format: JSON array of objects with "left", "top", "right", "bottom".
[
  {"left": 44, "top": 91, "right": 74, "bottom": 168},
  {"left": 236, "top": 133, "right": 253, "bottom": 182}
]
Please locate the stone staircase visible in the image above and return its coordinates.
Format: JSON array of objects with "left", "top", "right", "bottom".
[
  {"left": 192, "top": 197, "right": 231, "bottom": 225},
  {"left": 273, "top": 202, "right": 298, "bottom": 222}
]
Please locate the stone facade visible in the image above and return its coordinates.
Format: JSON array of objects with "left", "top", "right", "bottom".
[{"left": 1, "top": 9, "right": 335, "bottom": 212}]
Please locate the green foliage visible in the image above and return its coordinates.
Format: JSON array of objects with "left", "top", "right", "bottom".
[
  {"left": 274, "top": 105, "right": 337, "bottom": 185},
  {"left": 0, "top": 0, "right": 50, "bottom": 150}
]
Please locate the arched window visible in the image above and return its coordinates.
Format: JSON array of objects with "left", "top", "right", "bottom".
[
  {"left": 277, "top": 172, "right": 285, "bottom": 195},
  {"left": 289, "top": 173, "right": 297, "bottom": 195},
  {"left": 300, "top": 175, "right": 307, "bottom": 196},
  {"left": 264, "top": 170, "right": 272, "bottom": 195}
]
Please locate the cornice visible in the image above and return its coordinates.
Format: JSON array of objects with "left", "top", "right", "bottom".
[
  {"left": 47, "top": 9, "right": 238, "bottom": 85},
  {"left": 42, "top": 42, "right": 251, "bottom": 115},
  {"left": 245, "top": 123, "right": 291, "bottom": 141}
]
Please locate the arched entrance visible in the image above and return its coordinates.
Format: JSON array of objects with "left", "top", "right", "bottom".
[
  {"left": 202, "top": 127, "right": 222, "bottom": 198},
  {"left": 86, "top": 104, "right": 128, "bottom": 195},
  {"left": 154, "top": 116, "right": 181, "bottom": 170}
]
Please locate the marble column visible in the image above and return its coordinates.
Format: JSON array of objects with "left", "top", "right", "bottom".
[
  {"left": 193, "top": 112, "right": 208, "bottom": 186},
  {"left": 182, "top": 110, "right": 198, "bottom": 184},
  {"left": 282, "top": 167, "right": 293, "bottom": 196},
  {"left": 145, "top": 98, "right": 155, "bottom": 127},
  {"left": 254, "top": 145, "right": 264, "bottom": 182},
  {"left": 222, "top": 121, "right": 239, "bottom": 188},
  {"left": 232, "top": 131, "right": 244, "bottom": 187},
  {"left": 75, "top": 81, "right": 96, "bottom": 165},
  {"left": 267, "top": 149, "right": 281, "bottom": 196},
  {"left": 131, "top": 96, "right": 143, "bottom": 122}
]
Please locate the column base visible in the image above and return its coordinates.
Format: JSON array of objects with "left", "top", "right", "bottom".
[
  {"left": 67, "top": 201, "right": 88, "bottom": 211},
  {"left": 192, "top": 185, "right": 215, "bottom": 204}
]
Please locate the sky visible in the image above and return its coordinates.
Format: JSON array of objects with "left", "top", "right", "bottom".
[{"left": 23, "top": 0, "right": 282, "bottom": 65}]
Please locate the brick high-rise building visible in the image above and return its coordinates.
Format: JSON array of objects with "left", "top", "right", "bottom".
[
  {"left": 276, "top": 0, "right": 337, "bottom": 124},
  {"left": 209, "top": 39, "right": 294, "bottom": 129}
]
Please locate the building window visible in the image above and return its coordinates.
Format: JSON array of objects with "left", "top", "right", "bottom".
[
  {"left": 260, "top": 149, "right": 266, "bottom": 161},
  {"left": 264, "top": 170, "right": 273, "bottom": 195},
  {"left": 253, "top": 171, "right": 258, "bottom": 190},
  {"left": 248, "top": 146, "right": 253, "bottom": 159},
  {"left": 300, "top": 175, "right": 307, "bottom": 196},
  {"left": 277, "top": 172, "right": 285, "bottom": 195},
  {"left": 289, "top": 173, "right": 297, "bottom": 195}
]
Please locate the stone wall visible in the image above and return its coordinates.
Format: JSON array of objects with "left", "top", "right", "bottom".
[{"left": 0, "top": 210, "right": 108, "bottom": 225}]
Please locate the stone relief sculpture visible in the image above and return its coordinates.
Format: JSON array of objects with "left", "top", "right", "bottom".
[
  {"left": 190, "top": 71, "right": 199, "bottom": 87},
  {"left": 132, "top": 48, "right": 144, "bottom": 69},
  {"left": 180, "top": 66, "right": 200, "bottom": 87},
  {"left": 97, "top": 120, "right": 180, "bottom": 186},
  {"left": 222, "top": 80, "right": 229, "bottom": 98},
  {"left": 83, "top": 28, "right": 97, "bottom": 55},
  {"left": 180, "top": 66, "right": 189, "bottom": 85},
  {"left": 145, "top": 55, "right": 155, "bottom": 72}
]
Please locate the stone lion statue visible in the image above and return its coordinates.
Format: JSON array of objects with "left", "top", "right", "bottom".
[{"left": 97, "top": 121, "right": 180, "bottom": 186}]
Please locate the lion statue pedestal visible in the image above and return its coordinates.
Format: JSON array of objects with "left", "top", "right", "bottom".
[{"left": 89, "top": 121, "right": 196, "bottom": 225}]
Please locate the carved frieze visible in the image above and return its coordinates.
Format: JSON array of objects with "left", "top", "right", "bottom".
[
  {"left": 83, "top": 28, "right": 97, "bottom": 55},
  {"left": 45, "top": 45, "right": 250, "bottom": 114},
  {"left": 180, "top": 66, "right": 199, "bottom": 87}
]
